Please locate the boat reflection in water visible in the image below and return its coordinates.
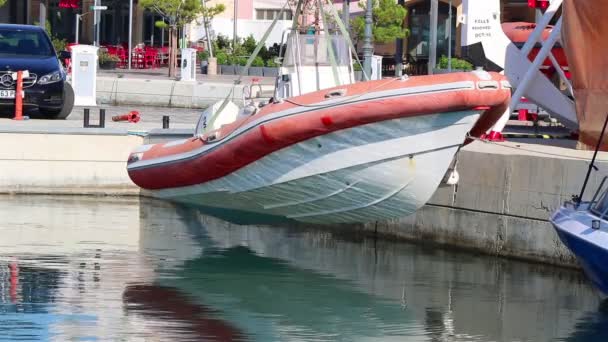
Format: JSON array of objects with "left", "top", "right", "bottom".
[{"left": 0, "top": 195, "right": 607, "bottom": 341}]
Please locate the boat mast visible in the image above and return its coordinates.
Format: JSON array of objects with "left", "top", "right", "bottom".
[{"left": 577, "top": 114, "right": 608, "bottom": 206}]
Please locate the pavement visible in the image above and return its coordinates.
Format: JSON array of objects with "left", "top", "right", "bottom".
[{"left": 0, "top": 105, "right": 198, "bottom": 134}]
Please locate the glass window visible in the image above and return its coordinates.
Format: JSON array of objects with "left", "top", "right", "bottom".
[{"left": 0, "top": 29, "right": 54, "bottom": 57}]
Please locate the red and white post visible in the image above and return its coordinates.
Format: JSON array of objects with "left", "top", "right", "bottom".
[{"left": 13, "top": 70, "right": 23, "bottom": 121}]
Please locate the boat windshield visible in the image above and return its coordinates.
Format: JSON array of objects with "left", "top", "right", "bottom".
[{"left": 283, "top": 33, "right": 350, "bottom": 67}]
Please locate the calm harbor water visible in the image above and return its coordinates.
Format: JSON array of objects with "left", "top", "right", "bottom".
[{"left": 0, "top": 195, "right": 606, "bottom": 341}]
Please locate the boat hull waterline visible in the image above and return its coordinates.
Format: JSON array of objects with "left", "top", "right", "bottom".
[{"left": 128, "top": 72, "right": 511, "bottom": 223}]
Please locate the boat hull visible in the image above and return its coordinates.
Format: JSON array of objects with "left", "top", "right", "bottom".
[
  {"left": 153, "top": 110, "right": 479, "bottom": 223},
  {"left": 551, "top": 205, "right": 608, "bottom": 295}
]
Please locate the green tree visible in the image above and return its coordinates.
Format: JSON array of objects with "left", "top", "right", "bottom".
[
  {"left": 0, "top": 0, "right": 6, "bottom": 7},
  {"left": 352, "top": 0, "right": 409, "bottom": 44},
  {"left": 140, "top": 0, "right": 206, "bottom": 77}
]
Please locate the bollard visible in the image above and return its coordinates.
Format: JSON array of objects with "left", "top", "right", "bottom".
[
  {"left": 83, "top": 108, "right": 106, "bottom": 128},
  {"left": 162, "top": 115, "right": 170, "bottom": 129},
  {"left": 13, "top": 71, "right": 23, "bottom": 121},
  {"left": 83, "top": 108, "right": 90, "bottom": 127},
  {"left": 99, "top": 109, "right": 105, "bottom": 128},
  {"left": 112, "top": 111, "right": 140, "bottom": 123}
]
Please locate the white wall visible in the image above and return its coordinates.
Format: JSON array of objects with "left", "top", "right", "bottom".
[{"left": 190, "top": 18, "right": 292, "bottom": 47}]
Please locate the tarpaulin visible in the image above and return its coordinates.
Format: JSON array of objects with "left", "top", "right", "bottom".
[{"left": 562, "top": 0, "right": 608, "bottom": 150}]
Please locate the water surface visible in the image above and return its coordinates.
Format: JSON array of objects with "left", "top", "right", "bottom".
[{"left": 0, "top": 195, "right": 605, "bottom": 341}]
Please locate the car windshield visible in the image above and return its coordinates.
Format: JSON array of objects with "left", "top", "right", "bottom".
[{"left": 0, "top": 29, "right": 54, "bottom": 57}]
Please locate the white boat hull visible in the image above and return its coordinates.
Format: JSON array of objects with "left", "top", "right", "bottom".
[{"left": 150, "top": 110, "right": 480, "bottom": 224}]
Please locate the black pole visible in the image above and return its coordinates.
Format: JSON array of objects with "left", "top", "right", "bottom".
[
  {"left": 84, "top": 108, "right": 90, "bottom": 127},
  {"left": 578, "top": 113, "right": 608, "bottom": 204},
  {"left": 99, "top": 109, "right": 105, "bottom": 128}
]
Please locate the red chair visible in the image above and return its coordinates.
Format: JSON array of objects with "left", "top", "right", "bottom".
[{"left": 144, "top": 47, "right": 159, "bottom": 69}]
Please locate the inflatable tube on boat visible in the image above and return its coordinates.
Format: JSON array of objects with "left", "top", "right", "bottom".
[
  {"left": 126, "top": 71, "right": 510, "bottom": 224},
  {"left": 128, "top": 71, "right": 510, "bottom": 191}
]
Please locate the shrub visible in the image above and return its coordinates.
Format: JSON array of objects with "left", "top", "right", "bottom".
[
  {"left": 266, "top": 59, "right": 278, "bottom": 67},
  {"left": 197, "top": 50, "right": 209, "bottom": 61},
  {"left": 437, "top": 55, "right": 473, "bottom": 71},
  {"left": 242, "top": 35, "right": 257, "bottom": 54},
  {"left": 251, "top": 56, "right": 265, "bottom": 67},
  {"left": 99, "top": 51, "right": 120, "bottom": 64},
  {"left": 215, "top": 51, "right": 229, "bottom": 65},
  {"left": 235, "top": 56, "right": 248, "bottom": 66},
  {"left": 352, "top": 62, "right": 363, "bottom": 71}
]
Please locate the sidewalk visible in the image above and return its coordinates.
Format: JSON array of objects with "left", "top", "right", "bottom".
[{"left": 93, "top": 68, "right": 276, "bottom": 109}]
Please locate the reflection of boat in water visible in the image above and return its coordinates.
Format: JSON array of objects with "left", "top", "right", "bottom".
[
  {"left": 123, "top": 284, "right": 246, "bottom": 342},
  {"left": 127, "top": 0, "right": 511, "bottom": 224},
  {"left": 158, "top": 245, "right": 416, "bottom": 341}
]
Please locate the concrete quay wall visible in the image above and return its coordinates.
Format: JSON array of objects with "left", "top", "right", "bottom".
[
  {"left": 0, "top": 131, "right": 143, "bottom": 195},
  {"left": 95, "top": 77, "right": 269, "bottom": 109},
  {"left": 356, "top": 141, "right": 608, "bottom": 267}
]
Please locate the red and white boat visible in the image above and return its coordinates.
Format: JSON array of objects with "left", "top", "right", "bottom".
[{"left": 127, "top": 68, "right": 510, "bottom": 224}]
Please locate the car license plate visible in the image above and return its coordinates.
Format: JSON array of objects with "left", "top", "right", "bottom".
[{"left": 0, "top": 90, "right": 15, "bottom": 99}]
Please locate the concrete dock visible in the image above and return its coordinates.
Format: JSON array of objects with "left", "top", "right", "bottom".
[{"left": 0, "top": 111, "right": 600, "bottom": 268}]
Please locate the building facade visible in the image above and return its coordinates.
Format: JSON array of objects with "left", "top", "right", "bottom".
[{"left": 0, "top": 0, "right": 535, "bottom": 55}]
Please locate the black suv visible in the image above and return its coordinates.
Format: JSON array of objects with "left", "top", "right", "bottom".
[{"left": 0, "top": 24, "right": 73, "bottom": 119}]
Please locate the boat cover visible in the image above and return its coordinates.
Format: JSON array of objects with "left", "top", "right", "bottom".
[{"left": 562, "top": 0, "right": 608, "bottom": 150}]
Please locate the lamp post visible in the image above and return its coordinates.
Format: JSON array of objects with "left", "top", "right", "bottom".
[
  {"left": 362, "top": 0, "right": 373, "bottom": 78},
  {"left": 233, "top": 0, "right": 238, "bottom": 48},
  {"left": 128, "top": 0, "right": 133, "bottom": 70}
]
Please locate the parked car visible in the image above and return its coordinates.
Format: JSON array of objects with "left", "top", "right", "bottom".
[{"left": 0, "top": 24, "right": 73, "bottom": 119}]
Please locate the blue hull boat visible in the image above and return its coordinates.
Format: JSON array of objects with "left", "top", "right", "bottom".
[{"left": 550, "top": 177, "right": 608, "bottom": 295}]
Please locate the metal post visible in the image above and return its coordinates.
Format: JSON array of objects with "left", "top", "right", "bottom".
[
  {"left": 233, "top": 0, "right": 238, "bottom": 48},
  {"left": 447, "top": 0, "right": 452, "bottom": 72},
  {"left": 128, "top": 0, "right": 133, "bottom": 70},
  {"left": 202, "top": 0, "right": 214, "bottom": 57},
  {"left": 163, "top": 115, "right": 170, "bottom": 129},
  {"left": 94, "top": 0, "right": 100, "bottom": 46},
  {"left": 39, "top": 1, "right": 46, "bottom": 29},
  {"left": 428, "top": 0, "right": 438, "bottom": 75},
  {"left": 75, "top": 14, "right": 80, "bottom": 44},
  {"left": 395, "top": 0, "right": 405, "bottom": 76},
  {"left": 362, "top": 0, "right": 374, "bottom": 77},
  {"left": 510, "top": 18, "right": 562, "bottom": 112},
  {"left": 520, "top": 0, "right": 562, "bottom": 56}
]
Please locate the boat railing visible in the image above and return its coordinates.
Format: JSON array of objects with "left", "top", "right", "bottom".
[{"left": 589, "top": 176, "right": 608, "bottom": 218}]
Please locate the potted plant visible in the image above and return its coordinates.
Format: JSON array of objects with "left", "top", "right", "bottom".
[
  {"left": 353, "top": 62, "right": 363, "bottom": 81},
  {"left": 216, "top": 51, "right": 234, "bottom": 75},
  {"left": 263, "top": 58, "right": 279, "bottom": 77},
  {"left": 248, "top": 56, "right": 265, "bottom": 76},
  {"left": 434, "top": 55, "right": 474, "bottom": 74},
  {"left": 98, "top": 51, "right": 120, "bottom": 70},
  {"left": 235, "top": 56, "right": 248, "bottom": 76}
]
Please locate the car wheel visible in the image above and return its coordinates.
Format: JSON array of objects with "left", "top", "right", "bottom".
[{"left": 40, "top": 82, "right": 75, "bottom": 120}]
